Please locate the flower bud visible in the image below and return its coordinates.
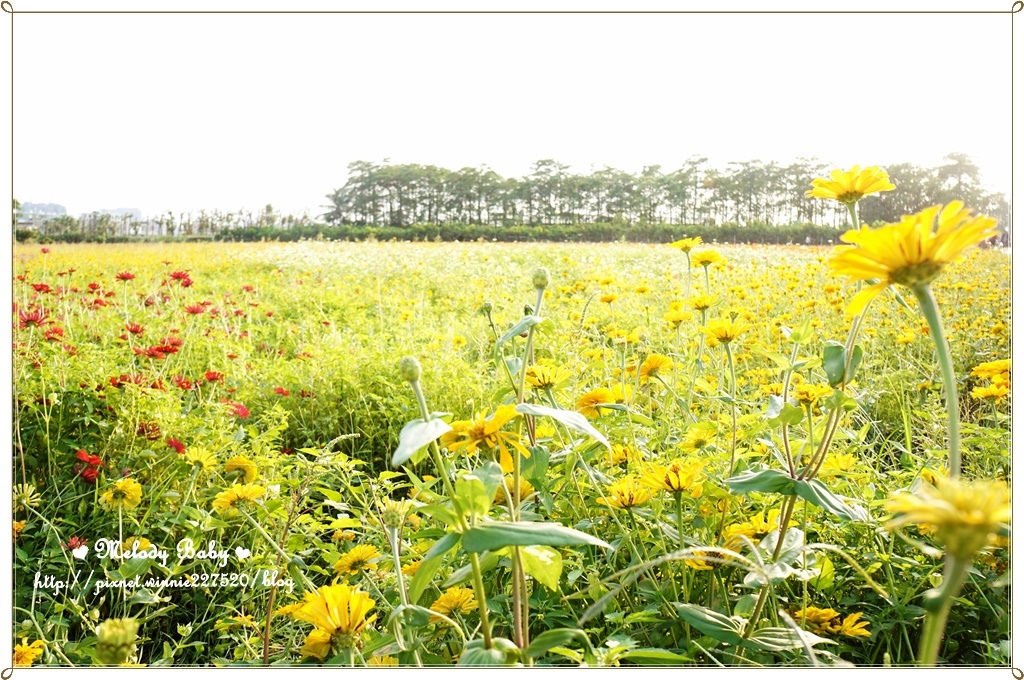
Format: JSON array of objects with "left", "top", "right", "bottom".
[
  {"left": 397, "top": 357, "right": 421, "bottom": 383},
  {"left": 532, "top": 267, "right": 550, "bottom": 290},
  {"left": 96, "top": 618, "right": 138, "bottom": 665},
  {"left": 381, "top": 498, "right": 412, "bottom": 529},
  {"left": 482, "top": 301, "right": 493, "bottom": 314}
]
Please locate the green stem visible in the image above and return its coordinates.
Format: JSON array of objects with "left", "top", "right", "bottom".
[
  {"left": 917, "top": 556, "right": 969, "bottom": 665},
  {"left": 409, "top": 379, "right": 494, "bottom": 649},
  {"left": 388, "top": 527, "right": 424, "bottom": 667},
  {"left": 911, "top": 284, "right": 960, "bottom": 478},
  {"left": 724, "top": 342, "right": 738, "bottom": 476}
]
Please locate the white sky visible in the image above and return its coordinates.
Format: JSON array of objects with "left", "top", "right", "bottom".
[{"left": 8, "top": 0, "right": 1016, "bottom": 219}]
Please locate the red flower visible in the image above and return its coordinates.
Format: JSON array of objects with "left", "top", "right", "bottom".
[
  {"left": 75, "top": 449, "right": 102, "bottom": 467},
  {"left": 161, "top": 336, "right": 184, "bottom": 347},
  {"left": 241, "top": 285, "right": 255, "bottom": 293},
  {"left": 40, "top": 247, "right": 50, "bottom": 254},
  {"left": 115, "top": 271, "right": 136, "bottom": 281},
  {"left": 32, "top": 283, "right": 52, "bottom": 294},
  {"left": 136, "top": 422, "right": 161, "bottom": 440},
  {"left": 166, "top": 438, "right": 186, "bottom": 454},
  {"left": 43, "top": 326, "right": 64, "bottom": 342},
  {"left": 18, "top": 308, "right": 49, "bottom": 329},
  {"left": 224, "top": 401, "right": 250, "bottom": 419},
  {"left": 125, "top": 322, "right": 145, "bottom": 335},
  {"left": 180, "top": 278, "right": 194, "bottom": 288},
  {"left": 274, "top": 387, "right": 290, "bottom": 397},
  {"left": 173, "top": 375, "right": 195, "bottom": 390},
  {"left": 87, "top": 282, "right": 101, "bottom": 292},
  {"left": 205, "top": 371, "right": 223, "bottom": 383},
  {"left": 169, "top": 270, "right": 190, "bottom": 280},
  {"left": 80, "top": 467, "right": 101, "bottom": 484},
  {"left": 92, "top": 298, "right": 107, "bottom": 308},
  {"left": 65, "top": 536, "right": 87, "bottom": 550},
  {"left": 184, "top": 304, "right": 205, "bottom": 315},
  {"left": 299, "top": 389, "right": 314, "bottom": 398}
]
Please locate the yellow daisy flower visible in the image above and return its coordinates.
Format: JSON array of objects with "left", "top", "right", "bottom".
[
  {"left": 692, "top": 250, "right": 723, "bottom": 268},
  {"left": 430, "top": 586, "right": 477, "bottom": 617},
  {"left": 639, "top": 458, "right": 705, "bottom": 496},
  {"left": 13, "top": 639, "right": 45, "bottom": 666},
  {"left": 334, "top": 544, "right": 381, "bottom": 576},
  {"left": 597, "top": 475, "right": 652, "bottom": 509},
  {"left": 291, "top": 584, "right": 376, "bottom": 651},
  {"left": 525, "top": 364, "right": 572, "bottom": 391},
  {"left": 669, "top": 236, "right": 703, "bottom": 253},
  {"left": 577, "top": 387, "right": 615, "bottom": 419},
  {"left": 225, "top": 455, "right": 258, "bottom": 483},
  {"left": 99, "top": 478, "right": 144, "bottom": 512},
  {"left": 829, "top": 202, "right": 999, "bottom": 315},
  {"left": 971, "top": 384, "right": 1009, "bottom": 402},
  {"left": 440, "top": 404, "right": 530, "bottom": 474},
  {"left": 700, "top": 318, "right": 749, "bottom": 344},
  {"left": 211, "top": 483, "right": 265, "bottom": 516},
  {"left": 184, "top": 447, "right": 217, "bottom": 471},
  {"left": 638, "top": 354, "right": 673, "bottom": 383},
  {"left": 805, "top": 165, "right": 895, "bottom": 204},
  {"left": 886, "top": 476, "right": 1009, "bottom": 559},
  {"left": 679, "top": 426, "right": 718, "bottom": 453}
]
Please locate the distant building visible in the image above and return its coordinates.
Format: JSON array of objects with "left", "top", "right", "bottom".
[
  {"left": 95, "top": 208, "right": 143, "bottom": 221},
  {"left": 20, "top": 202, "right": 66, "bottom": 219}
]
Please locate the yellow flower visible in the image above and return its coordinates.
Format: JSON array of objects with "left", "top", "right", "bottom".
[
  {"left": 121, "top": 536, "right": 152, "bottom": 552},
  {"left": 638, "top": 353, "right": 673, "bottom": 383},
  {"left": 829, "top": 202, "right": 999, "bottom": 315},
  {"left": 184, "top": 447, "right": 217, "bottom": 471},
  {"left": 607, "top": 442, "right": 642, "bottom": 466},
  {"left": 430, "top": 586, "right": 478, "bottom": 617},
  {"left": 291, "top": 584, "right": 376, "bottom": 651},
  {"left": 886, "top": 476, "right": 1009, "bottom": 559},
  {"left": 225, "top": 455, "right": 258, "bottom": 483},
  {"left": 99, "top": 478, "right": 144, "bottom": 512},
  {"left": 700, "top": 318, "right": 748, "bottom": 344},
  {"left": 597, "top": 476, "right": 652, "bottom": 509},
  {"left": 577, "top": 387, "right": 615, "bottom": 419},
  {"left": 525, "top": 364, "right": 572, "bottom": 391},
  {"left": 600, "top": 293, "right": 618, "bottom": 304},
  {"left": 495, "top": 475, "right": 535, "bottom": 505},
  {"left": 971, "top": 384, "right": 1009, "bottom": 402},
  {"left": 639, "top": 458, "right": 705, "bottom": 496},
  {"left": 688, "top": 294, "right": 715, "bottom": 312},
  {"left": 367, "top": 655, "right": 399, "bottom": 666},
  {"left": 300, "top": 628, "right": 334, "bottom": 660},
  {"left": 664, "top": 308, "right": 693, "bottom": 328},
  {"left": 971, "top": 359, "right": 1010, "bottom": 383},
  {"left": 211, "top": 483, "right": 265, "bottom": 516},
  {"left": 805, "top": 165, "right": 895, "bottom": 204},
  {"left": 792, "top": 383, "right": 833, "bottom": 407},
  {"left": 334, "top": 544, "right": 381, "bottom": 576},
  {"left": 792, "top": 606, "right": 842, "bottom": 635},
  {"left": 836, "top": 612, "right": 871, "bottom": 638},
  {"left": 13, "top": 639, "right": 45, "bottom": 666},
  {"left": 401, "top": 560, "right": 422, "bottom": 577},
  {"left": 332, "top": 529, "right": 356, "bottom": 542},
  {"left": 684, "top": 548, "right": 730, "bottom": 571},
  {"left": 692, "top": 250, "right": 723, "bottom": 268},
  {"left": 440, "top": 404, "right": 530, "bottom": 474},
  {"left": 273, "top": 602, "right": 303, "bottom": 618},
  {"left": 679, "top": 426, "right": 717, "bottom": 453},
  {"left": 669, "top": 236, "right": 703, "bottom": 253},
  {"left": 13, "top": 520, "right": 26, "bottom": 539},
  {"left": 13, "top": 483, "right": 42, "bottom": 511}
]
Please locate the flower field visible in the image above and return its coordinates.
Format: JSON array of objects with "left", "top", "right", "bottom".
[{"left": 11, "top": 190, "right": 1011, "bottom": 666}]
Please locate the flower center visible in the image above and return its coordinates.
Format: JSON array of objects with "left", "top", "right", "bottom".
[{"left": 890, "top": 262, "right": 945, "bottom": 287}]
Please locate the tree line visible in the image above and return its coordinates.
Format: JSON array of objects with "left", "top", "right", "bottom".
[{"left": 323, "top": 154, "right": 1009, "bottom": 230}]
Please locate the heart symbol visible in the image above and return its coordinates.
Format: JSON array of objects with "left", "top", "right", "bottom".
[
  {"left": 235, "top": 546, "right": 251, "bottom": 560},
  {"left": 72, "top": 545, "right": 89, "bottom": 560}
]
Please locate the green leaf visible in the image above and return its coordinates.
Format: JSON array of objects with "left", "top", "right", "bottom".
[
  {"left": 497, "top": 315, "right": 545, "bottom": 348},
  {"left": 454, "top": 462, "right": 504, "bottom": 520},
  {"left": 743, "top": 626, "right": 833, "bottom": 652},
  {"left": 408, "top": 532, "right": 460, "bottom": 605},
  {"left": 810, "top": 555, "right": 835, "bottom": 592},
  {"left": 126, "top": 588, "right": 164, "bottom": 605},
  {"left": 521, "top": 445, "right": 550, "bottom": 488},
  {"left": 523, "top": 628, "right": 596, "bottom": 663},
  {"left": 442, "top": 550, "right": 501, "bottom": 588},
  {"left": 520, "top": 545, "right": 562, "bottom": 590},
  {"left": 848, "top": 344, "right": 864, "bottom": 383},
  {"left": 725, "top": 467, "right": 796, "bottom": 496},
  {"left": 594, "top": 402, "right": 655, "bottom": 426},
  {"left": 392, "top": 418, "right": 451, "bottom": 467},
  {"left": 765, "top": 396, "right": 805, "bottom": 425},
  {"left": 822, "top": 342, "right": 845, "bottom": 387},
  {"left": 515, "top": 402, "right": 610, "bottom": 448},
  {"left": 674, "top": 603, "right": 745, "bottom": 645},
  {"left": 617, "top": 648, "right": 693, "bottom": 664},
  {"left": 785, "top": 318, "right": 815, "bottom": 345},
  {"left": 793, "top": 478, "right": 870, "bottom": 522},
  {"left": 458, "top": 638, "right": 520, "bottom": 666},
  {"left": 462, "top": 521, "right": 610, "bottom": 553}
]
